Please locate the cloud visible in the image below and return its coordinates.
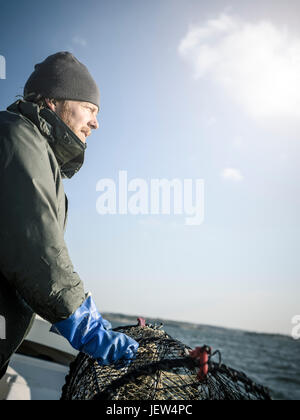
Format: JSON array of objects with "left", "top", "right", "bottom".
[
  {"left": 72, "top": 36, "right": 87, "bottom": 47},
  {"left": 179, "top": 14, "right": 300, "bottom": 119},
  {"left": 207, "top": 116, "right": 217, "bottom": 127},
  {"left": 221, "top": 168, "right": 244, "bottom": 182}
]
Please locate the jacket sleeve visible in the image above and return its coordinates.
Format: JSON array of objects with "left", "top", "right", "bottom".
[{"left": 0, "top": 117, "right": 86, "bottom": 324}]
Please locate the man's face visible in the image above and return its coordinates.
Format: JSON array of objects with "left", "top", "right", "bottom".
[{"left": 54, "top": 100, "right": 99, "bottom": 143}]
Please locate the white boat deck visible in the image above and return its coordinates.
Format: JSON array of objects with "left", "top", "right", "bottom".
[
  {"left": 0, "top": 316, "right": 77, "bottom": 400},
  {"left": 0, "top": 354, "right": 69, "bottom": 400}
]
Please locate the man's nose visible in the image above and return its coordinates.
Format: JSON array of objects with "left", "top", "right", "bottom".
[{"left": 89, "top": 115, "right": 99, "bottom": 130}]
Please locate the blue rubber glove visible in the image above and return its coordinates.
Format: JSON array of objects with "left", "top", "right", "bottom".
[
  {"left": 101, "top": 318, "right": 112, "bottom": 331},
  {"left": 50, "top": 296, "right": 139, "bottom": 366}
]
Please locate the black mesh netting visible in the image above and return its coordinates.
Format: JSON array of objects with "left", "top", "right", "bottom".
[{"left": 61, "top": 323, "right": 272, "bottom": 400}]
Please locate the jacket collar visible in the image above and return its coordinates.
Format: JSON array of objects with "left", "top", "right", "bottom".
[{"left": 7, "top": 100, "right": 87, "bottom": 179}]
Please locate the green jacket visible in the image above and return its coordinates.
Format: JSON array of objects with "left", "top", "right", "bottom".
[{"left": 0, "top": 100, "right": 86, "bottom": 368}]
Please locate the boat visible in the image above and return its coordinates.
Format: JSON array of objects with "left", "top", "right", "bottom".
[{"left": 0, "top": 317, "right": 272, "bottom": 400}]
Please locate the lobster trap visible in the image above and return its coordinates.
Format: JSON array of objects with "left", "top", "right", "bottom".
[{"left": 61, "top": 319, "right": 272, "bottom": 400}]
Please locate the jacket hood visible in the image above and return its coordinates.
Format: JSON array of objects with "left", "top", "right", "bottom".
[{"left": 6, "top": 100, "right": 87, "bottom": 179}]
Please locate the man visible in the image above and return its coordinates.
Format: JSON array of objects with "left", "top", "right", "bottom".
[{"left": 0, "top": 52, "right": 139, "bottom": 379}]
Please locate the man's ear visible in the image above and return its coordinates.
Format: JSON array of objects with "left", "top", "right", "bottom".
[{"left": 44, "top": 98, "right": 57, "bottom": 112}]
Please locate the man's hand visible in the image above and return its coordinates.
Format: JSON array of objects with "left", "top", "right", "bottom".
[{"left": 50, "top": 296, "right": 139, "bottom": 366}]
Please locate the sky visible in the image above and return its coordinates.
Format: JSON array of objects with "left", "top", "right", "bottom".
[{"left": 0, "top": 0, "right": 299, "bottom": 335}]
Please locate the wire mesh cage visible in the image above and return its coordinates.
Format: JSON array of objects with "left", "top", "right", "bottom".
[{"left": 61, "top": 322, "right": 272, "bottom": 400}]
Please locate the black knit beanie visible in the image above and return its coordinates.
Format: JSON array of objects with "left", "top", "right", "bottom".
[{"left": 24, "top": 52, "right": 100, "bottom": 109}]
